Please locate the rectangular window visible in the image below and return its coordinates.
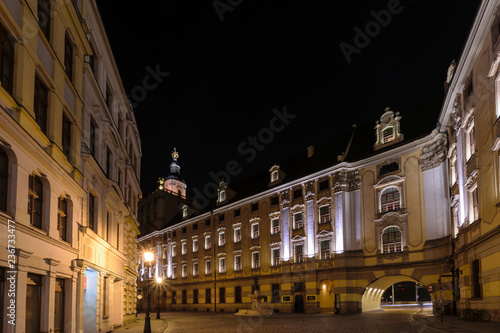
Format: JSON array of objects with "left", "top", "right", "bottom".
[
  {"left": 105, "top": 212, "right": 111, "bottom": 242},
  {"left": 172, "top": 266, "right": 177, "bottom": 279},
  {"left": 0, "top": 24, "right": 15, "bottom": 94},
  {"left": 193, "top": 239, "right": 198, "bottom": 252},
  {"left": 219, "top": 287, "right": 226, "bottom": 304},
  {"left": 294, "top": 244, "right": 304, "bottom": 263},
  {"left": 57, "top": 197, "right": 68, "bottom": 241},
  {"left": 271, "top": 218, "right": 280, "bottom": 234},
  {"left": 182, "top": 290, "right": 187, "bottom": 304},
  {"left": 471, "top": 259, "right": 481, "bottom": 298},
  {"left": 193, "top": 262, "right": 198, "bottom": 276},
  {"left": 205, "top": 260, "right": 211, "bottom": 274},
  {"left": 234, "top": 208, "right": 241, "bottom": 217},
  {"left": 54, "top": 278, "right": 64, "bottom": 332},
  {"left": 171, "top": 244, "right": 177, "bottom": 257},
  {"left": 34, "top": 75, "right": 48, "bottom": 134},
  {"left": 251, "top": 203, "right": 259, "bottom": 212},
  {"left": 64, "top": 34, "right": 73, "bottom": 81},
  {"left": 219, "top": 257, "right": 226, "bottom": 273},
  {"left": 182, "top": 226, "right": 187, "bottom": 234},
  {"left": 116, "top": 223, "right": 120, "bottom": 250},
  {"left": 89, "top": 118, "right": 97, "bottom": 156},
  {"left": 252, "top": 252, "right": 260, "bottom": 269},
  {"left": 293, "top": 188, "right": 302, "bottom": 199},
  {"left": 193, "top": 289, "right": 198, "bottom": 304},
  {"left": 272, "top": 248, "right": 280, "bottom": 266},
  {"left": 193, "top": 223, "right": 198, "bottom": 231},
  {"left": 272, "top": 284, "right": 280, "bottom": 303},
  {"left": 319, "top": 240, "right": 330, "bottom": 260},
  {"left": 182, "top": 264, "right": 187, "bottom": 278},
  {"left": 234, "top": 254, "right": 242, "bottom": 271},
  {"left": 205, "top": 219, "right": 210, "bottom": 227},
  {"left": 0, "top": 148, "right": 7, "bottom": 212},
  {"left": 293, "top": 212, "right": 303, "bottom": 229},
  {"left": 106, "top": 147, "right": 112, "bottom": 178},
  {"left": 38, "top": 0, "right": 51, "bottom": 41},
  {"left": 319, "top": 180, "right": 329, "bottom": 191},
  {"left": 271, "top": 196, "right": 279, "bottom": 206},
  {"left": 172, "top": 291, "right": 176, "bottom": 304},
  {"left": 472, "top": 188, "right": 479, "bottom": 222},
  {"left": 62, "top": 113, "right": 72, "bottom": 160},
  {"left": 205, "top": 235, "right": 211, "bottom": 249},
  {"left": 89, "top": 41, "right": 98, "bottom": 75},
  {"left": 103, "top": 277, "right": 109, "bottom": 317},
  {"left": 26, "top": 274, "right": 42, "bottom": 333},
  {"left": 182, "top": 242, "right": 187, "bottom": 255},
  {"left": 219, "top": 231, "right": 225, "bottom": 246},
  {"left": 28, "top": 175, "right": 43, "bottom": 229},
  {"left": 251, "top": 223, "right": 259, "bottom": 239},
  {"left": 234, "top": 228, "right": 241, "bottom": 243},
  {"left": 235, "top": 286, "right": 242, "bottom": 303},
  {"left": 469, "top": 123, "right": 476, "bottom": 158},
  {"left": 205, "top": 288, "right": 211, "bottom": 304},
  {"left": 88, "top": 193, "right": 96, "bottom": 232},
  {"left": 319, "top": 206, "right": 330, "bottom": 224}
]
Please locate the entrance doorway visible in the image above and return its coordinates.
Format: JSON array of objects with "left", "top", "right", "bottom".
[{"left": 294, "top": 295, "right": 304, "bottom": 313}]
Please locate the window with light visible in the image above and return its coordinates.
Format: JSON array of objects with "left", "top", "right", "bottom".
[
  {"left": 382, "top": 226, "right": 402, "bottom": 253},
  {"left": 252, "top": 252, "right": 260, "bottom": 269},
  {"left": 294, "top": 244, "right": 304, "bottom": 263},
  {"left": 319, "top": 240, "right": 330, "bottom": 260},
  {"left": 319, "top": 206, "right": 330, "bottom": 223},
  {"left": 219, "top": 257, "right": 226, "bottom": 273},
  {"left": 234, "top": 255, "right": 242, "bottom": 271},
  {"left": 380, "top": 187, "right": 400, "bottom": 213},
  {"left": 382, "top": 126, "right": 394, "bottom": 143},
  {"left": 251, "top": 223, "right": 259, "bottom": 239},
  {"left": 219, "top": 231, "right": 225, "bottom": 246},
  {"left": 272, "top": 248, "right": 280, "bottom": 266},
  {"left": 234, "top": 227, "right": 241, "bottom": 243},
  {"left": 271, "top": 218, "right": 280, "bottom": 234},
  {"left": 293, "top": 212, "right": 303, "bottom": 229}
]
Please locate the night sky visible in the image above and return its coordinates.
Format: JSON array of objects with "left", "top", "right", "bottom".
[{"left": 96, "top": 0, "right": 480, "bottom": 197}]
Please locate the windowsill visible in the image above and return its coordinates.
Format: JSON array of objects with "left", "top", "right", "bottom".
[
  {"left": 30, "top": 225, "right": 48, "bottom": 236},
  {"left": 251, "top": 267, "right": 260, "bottom": 271},
  {"left": 318, "top": 221, "right": 330, "bottom": 225}
]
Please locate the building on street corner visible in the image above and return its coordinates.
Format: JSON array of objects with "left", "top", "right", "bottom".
[
  {"left": 137, "top": 0, "right": 500, "bottom": 321},
  {"left": 0, "top": 1, "right": 141, "bottom": 332}
]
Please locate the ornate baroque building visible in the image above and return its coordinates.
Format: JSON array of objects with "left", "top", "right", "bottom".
[{"left": 0, "top": 1, "right": 141, "bottom": 332}]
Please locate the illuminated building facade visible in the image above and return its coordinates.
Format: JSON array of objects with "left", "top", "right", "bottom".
[{"left": 0, "top": 1, "right": 141, "bottom": 332}]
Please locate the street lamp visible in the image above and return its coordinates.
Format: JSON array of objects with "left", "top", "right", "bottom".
[
  {"left": 143, "top": 251, "right": 154, "bottom": 333},
  {"left": 156, "top": 277, "right": 163, "bottom": 319}
]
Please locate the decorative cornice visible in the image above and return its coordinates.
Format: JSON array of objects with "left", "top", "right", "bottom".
[
  {"left": 269, "top": 211, "right": 281, "bottom": 218},
  {"left": 217, "top": 252, "right": 226, "bottom": 257},
  {"left": 250, "top": 246, "right": 261, "bottom": 251},
  {"left": 465, "top": 169, "right": 479, "bottom": 192},
  {"left": 269, "top": 242, "right": 282, "bottom": 247},
  {"left": 249, "top": 217, "right": 260, "bottom": 224},
  {"left": 305, "top": 191, "right": 315, "bottom": 201},
  {"left": 420, "top": 133, "right": 448, "bottom": 171}
]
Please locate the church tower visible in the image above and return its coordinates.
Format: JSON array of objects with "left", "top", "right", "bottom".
[{"left": 164, "top": 148, "right": 187, "bottom": 198}]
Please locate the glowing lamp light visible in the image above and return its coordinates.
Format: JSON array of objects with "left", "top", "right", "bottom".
[
  {"left": 156, "top": 277, "right": 163, "bottom": 283},
  {"left": 144, "top": 251, "right": 154, "bottom": 262}
]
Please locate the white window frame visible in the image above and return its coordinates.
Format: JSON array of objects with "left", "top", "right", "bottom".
[
  {"left": 218, "top": 190, "right": 226, "bottom": 202},
  {"left": 205, "top": 235, "right": 211, "bottom": 249},
  {"left": 193, "top": 239, "right": 198, "bottom": 252},
  {"left": 271, "top": 218, "right": 280, "bottom": 235},
  {"left": 318, "top": 239, "right": 331, "bottom": 260},
  {"left": 382, "top": 126, "right": 395, "bottom": 144},
  {"left": 294, "top": 243, "right": 304, "bottom": 263},
  {"left": 234, "top": 254, "right": 242, "bottom": 271},
  {"left": 293, "top": 212, "right": 303, "bottom": 230},
  {"left": 465, "top": 118, "right": 476, "bottom": 161},
  {"left": 271, "top": 247, "right": 280, "bottom": 266},
  {"left": 271, "top": 170, "right": 279, "bottom": 182},
  {"left": 381, "top": 226, "right": 402, "bottom": 254},
  {"left": 193, "top": 262, "right": 198, "bottom": 276},
  {"left": 251, "top": 223, "right": 259, "bottom": 239},
  {"left": 172, "top": 265, "right": 177, "bottom": 279},
  {"left": 379, "top": 186, "right": 401, "bottom": 213},
  {"left": 181, "top": 242, "right": 187, "bottom": 255},
  {"left": 234, "top": 227, "right": 241, "bottom": 243},
  {"left": 252, "top": 251, "right": 260, "bottom": 269},
  {"left": 171, "top": 244, "right": 177, "bottom": 257},
  {"left": 219, "top": 231, "right": 225, "bottom": 246},
  {"left": 181, "top": 264, "right": 187, "bottom": 278},
  {"left": 319, "top": 205, "right": 330, "bottom": 224},
  {"left": 205, "top": 260, "right": 211, "bottom": 274},
  {"left": 219, "top": 257, "right": 226, "bottom": 273}
]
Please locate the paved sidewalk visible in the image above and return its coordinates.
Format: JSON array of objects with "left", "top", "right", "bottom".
[
  {"left": 112, "top": 313, "right": 168, "bottom": 333},
  {"left": 411, "top": 310, "right": 500, "bottom": 333}
]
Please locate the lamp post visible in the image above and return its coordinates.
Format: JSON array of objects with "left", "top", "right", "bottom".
[
  {"left": 143, "top": 251, "right": 154, "bottom": 333},
  {"left": 156, "top": 277, "right": 163, "bottom": 319}
]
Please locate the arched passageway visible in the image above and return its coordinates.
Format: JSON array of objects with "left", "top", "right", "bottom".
[{"left": 361, "top": 275, "right": 432, "bottom": 312}]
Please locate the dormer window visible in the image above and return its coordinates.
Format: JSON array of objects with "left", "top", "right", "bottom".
[
  {"left": 374, "top": 108, "right": 403, "bottom": 151},
  {"left": 382, "top": 126, "right": 394, "bottom": 143},
  {"left": 269, "top": 164, "right": 280, "bottom": 184},
  {"left": 182, "top": 205, "right": 188, "bottom": 218},
  {"left": 217, "top": 180, "right": 228, "bottom": 204}
]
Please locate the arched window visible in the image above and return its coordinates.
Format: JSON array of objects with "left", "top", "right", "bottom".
[
  {"left": 380, "top": 187, "right": 400, "bottom": 213},
  {"left": 218, "top": 190, "right": 226, "bottom": 202},
  {"left": 0, "top": 147, "right": 8, "bottom": 212},
  {"left": 382, "top": 226, "right": 402, "bottom": 253},
  {"left": 382, "top": 126, "right": 394, "bottom": 143}
]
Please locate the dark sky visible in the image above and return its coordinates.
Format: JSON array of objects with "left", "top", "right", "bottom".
[{"left": 96, "top": 0, "right": 480, "bottom": 197}]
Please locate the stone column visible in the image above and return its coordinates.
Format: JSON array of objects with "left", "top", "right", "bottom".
[
  {"left": 333, "top": 170, "right": 347, "bottom": 253},
  {"left": 40, "top": 258, "right": 59, "bottom": 332},
  {"left": 7, "top": 249, "right": 31, "bottom": 333},
  {"left": 280, "top": 190, "right": 290, "bottom": 261},
  {"left": 75, "top": 260, "right": 87, "bottom": 333},
  {"left": 305, "top": 182, "right": 315, "bottom": 257}
]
